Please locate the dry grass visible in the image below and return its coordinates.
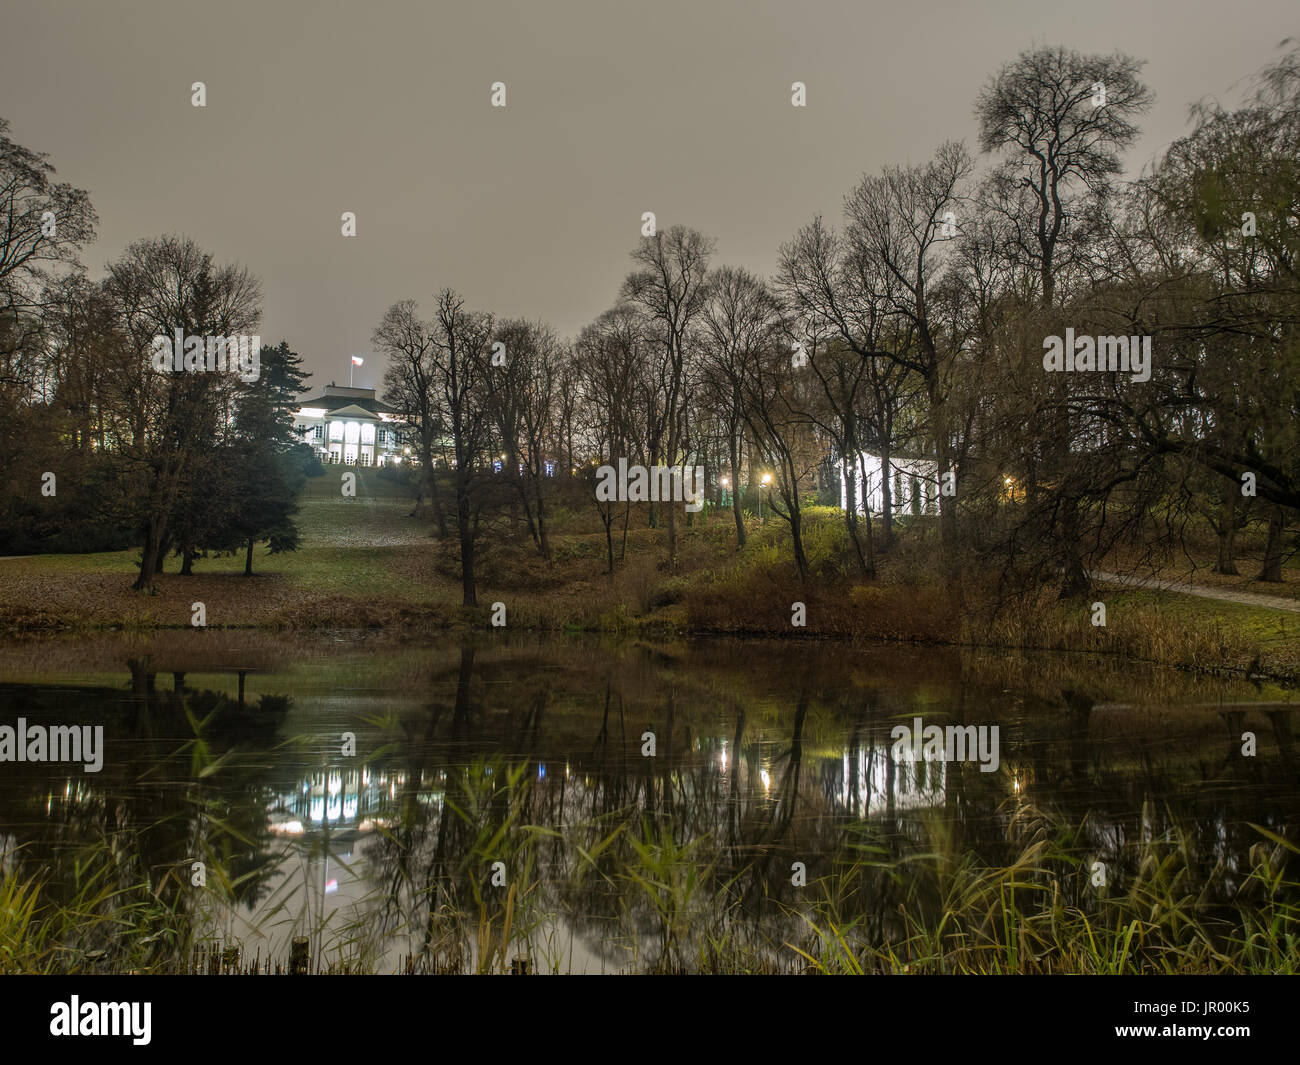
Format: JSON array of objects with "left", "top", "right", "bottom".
[{"left": 2, "top": 496, "right": 1297, "bottom": 681}]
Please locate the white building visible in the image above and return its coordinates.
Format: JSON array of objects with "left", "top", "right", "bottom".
[
  {"left": 840, "top": 451, "right": 940, "bottom": 517},
  {"left": 292, "top": 384, "right": 405, "bottom": 467}
]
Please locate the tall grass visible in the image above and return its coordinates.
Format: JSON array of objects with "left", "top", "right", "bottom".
[{"left": 5, "top": 734, "right": 1297, "bottom": 974}]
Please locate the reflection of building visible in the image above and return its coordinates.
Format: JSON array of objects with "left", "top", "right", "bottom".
[
  {"left": 831, "top": 744, "right": 948, "bottom": 818},
  {"left": 840, "top": 452, "right": 940, "bottom": 517},
  {"left": 292, "top": 384, "right": 403, "bottom": 467},
  {"left": 270, "top": 766, "right": 443, "bottom": 834}
]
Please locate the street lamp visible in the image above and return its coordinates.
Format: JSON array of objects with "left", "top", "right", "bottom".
[{"left": 760, "top": 471, "right": 772, "bottom": 522}]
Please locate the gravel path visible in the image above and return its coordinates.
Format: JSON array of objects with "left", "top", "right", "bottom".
[{"left": 1090, "top": 570, "right": 1300, "bottom": 613}]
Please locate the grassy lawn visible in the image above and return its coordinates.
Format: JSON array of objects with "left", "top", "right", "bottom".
[
  {"left": 1104, "top": 587, "right": 1300, "bottom": 680},
  {"left": 0, "top": 470, "right": 449, "bottom": 630},
  {"left": 2, "top": 476, "right": 1299, "bottom": 683}
]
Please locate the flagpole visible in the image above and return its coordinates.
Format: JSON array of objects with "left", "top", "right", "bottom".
[{"left": 350, "top": 359, "right": 354, "bottom": 387}]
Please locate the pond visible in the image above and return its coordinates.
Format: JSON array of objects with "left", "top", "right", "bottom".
[{"left": 1, "top": 633, "right": 1296, "bottom": 974}]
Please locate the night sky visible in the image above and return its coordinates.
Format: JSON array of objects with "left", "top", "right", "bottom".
[{"left": 2, "top": 0, "right": 1293, "bottom": 388}]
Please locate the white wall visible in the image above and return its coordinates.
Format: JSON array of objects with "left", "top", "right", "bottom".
[{"left": 840, "top": 452, "right": 939, "bottom": 517}]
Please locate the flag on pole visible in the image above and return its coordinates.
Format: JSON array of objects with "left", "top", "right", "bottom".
[{"left": 351, "top": 356, "right": 364, "bottom": 366}]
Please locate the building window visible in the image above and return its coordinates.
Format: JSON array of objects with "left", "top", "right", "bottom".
[
  {"left": 361, "top": 423, "right": 375, "bottom": 445},
  {"left": 492, "top": 460, "right": 503, "bottom": 474},
  {"left": 378, "top": 428, "right": 388, "bottom": 445},
  {"left": 345, "top": 421, "right": 360, "bottom": 445},
  {"left": 313, "top": 425, "right": 323, "bottom": 440},
  {"left": 328, "top": 421, "right": 343, "bottom": 442},
  {"left": 360, "top": 450, "right": 372, "bottom": 467},
  {"left": 544, "top": 461, "right": 555, "bottom": 478}
]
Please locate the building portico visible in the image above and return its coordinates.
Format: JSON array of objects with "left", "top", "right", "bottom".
[{"left": 292, "top": 384, "right": 404, "bottom": 467}]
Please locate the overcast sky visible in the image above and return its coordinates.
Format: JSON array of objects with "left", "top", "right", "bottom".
[{"left": 2, "top": 0, "right": 1295, "bottom": 390}]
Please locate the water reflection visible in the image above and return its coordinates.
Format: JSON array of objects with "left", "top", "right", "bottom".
[{"left": 0, "top": 637, "right": 1296, "bottom": 973}]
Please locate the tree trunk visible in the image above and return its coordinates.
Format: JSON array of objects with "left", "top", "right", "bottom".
[
  {"left": 729, "top": 417, "right": 746, "bottom": 549},
  {"left": 879, "top": 445, "right": 894, "bottom": 547},
  {"left": 506, "top": 445, "right": 520, "bottom": 535},
  {"left": 180, "top": 546, "right": 196, "bottom": 576},
  {"left": 844, "top": 453, "right": 874, "bottom": 579},
  {"left": 420, "top": 444, "right": 448, "bottom": 537},
  {"left": 1258, "top": 505, "right": 1286, "bottom": 583},
  {"left": 790, "top": 502, "right": 808, "bottom": 580},
  {"left": 244, "top": 536, "right": 255, "bottom": 576},
  {"left": 647, "top": 439, "right": 660, "bottom": 529},
  {"left": 534, "top": 479, "right": 551, "bottom": 561},
  {"left": 1213, "top": 482, "right": 1239, "bottom": 575},
  {"left": 926, "top": 384, "right": 963, "bottom": 608},
  {"left": 666, "top": 472, "right": 677, "bottom": 563},
  {"left": 457, "top": 473, "right": 477, "bottom": 606},
  {"left": 132, "top": 516, "right": 167, "bottom": 592}
]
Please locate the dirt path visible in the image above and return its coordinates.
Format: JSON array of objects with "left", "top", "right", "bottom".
[{"left": 1090, "top": 570, "right": 1300, "bottom": 613}]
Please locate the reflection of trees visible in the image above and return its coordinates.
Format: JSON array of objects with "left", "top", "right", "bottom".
[
  {"left": 8, "top": 636, "right": 1296, "bottom": 972},
  {"left": 1009, "top": 689, "right": 1300, "bottom": 909},
  {"left": 0, "top": 659, "right": 292, "bottom": 971},
  {"left": 350, "top": 642, "right": 1300, "bottom": 971}
]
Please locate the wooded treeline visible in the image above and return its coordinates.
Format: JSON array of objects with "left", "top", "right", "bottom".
[{"left": 3, "top": 43, "right": 1297, "bottom": 606}]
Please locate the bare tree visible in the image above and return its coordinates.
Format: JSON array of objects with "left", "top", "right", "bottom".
[
  {"left": 845, "top": 141, "right": 973, "bottom": 604},
  {"left": 104, "top": 235, "right": 261, "bottom": 592},
  {"left": 574, "top": 304, "right": 650, "bottom": 572},
  {"left": 374, "top": 299, "right": 448, "bottom": 534},
  {"left": 701, "top": 265, "right": 781, "bottom": 552},
  {"left": 0, "top": 117, "right": 97, "bottom": 349},
  {"left": 429, "top": 288, "right": 494, "bottom": 607},
  {"left": 490, "top": 318, "right": 564, "bottom": 559},
  {"left": 976, "top": 45, "right": 1153, "bottom": 596},
  {"left": 738, "top": 333, "right": 822, "bottom": 580},
  {"left": 621, "top": 225, "right": 715, "bottom": 565},
  {"left": 778, "top": 216, "right": 920, "bottom": 574}
]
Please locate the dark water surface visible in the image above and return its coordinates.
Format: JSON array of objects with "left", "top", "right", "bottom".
[{"left": 1, "top": 633, "right": 1296, "bottom": 973}]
